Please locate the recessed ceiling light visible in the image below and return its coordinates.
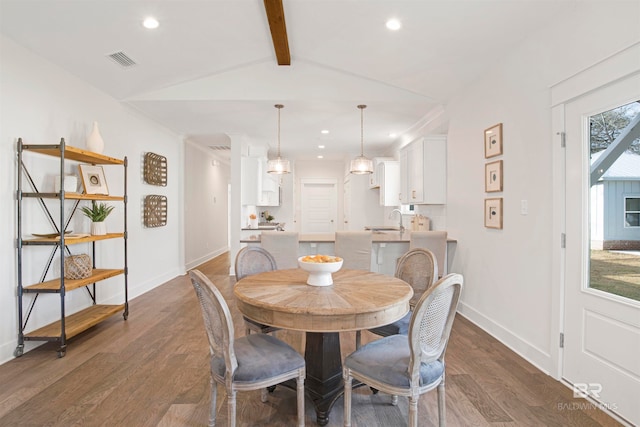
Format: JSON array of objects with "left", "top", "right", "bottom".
[
  {"left": 389, "top": 132, "right": 397, "bottom": 138},
  {"left": 143, "top": 17, "right": 159, "bottom": 29},
  {"left": 317, "top": 155, "right": 324, "bottom": 159},
  {"left": 318, "top": 145, "right": 325, "bottom": 149},
  {"left": 386, "top": 19, "right": 401, "bottom": 31},
  {"left": 321, "top": 130, "right": 329, "bottom": 134}
]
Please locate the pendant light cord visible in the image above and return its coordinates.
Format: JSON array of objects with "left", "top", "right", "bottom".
[
  {"left": 358, "top": 104, "right": 366, "bottom": 156},
  {"left": 275, "top": 104, "right": 284, "bottom": 158}
]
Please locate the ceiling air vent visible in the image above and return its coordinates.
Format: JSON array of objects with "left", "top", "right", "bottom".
[
  {"left": 107, "top": 51, "right": 137, "bottom": 68},
  {"left": 209, "top": 145, "right": 231, "bottom": 151}
]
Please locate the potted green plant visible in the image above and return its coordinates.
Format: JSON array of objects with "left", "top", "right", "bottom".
[
  {"left": 262, "top": 210, "right": 275, "bottom": 223},
  {"left": 80, "top": 202, "right": 114, "bottom": 235}
]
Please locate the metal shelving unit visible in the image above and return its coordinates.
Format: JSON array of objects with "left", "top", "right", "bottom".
[{"left": 15, "top": 138, "right": 128, "bottom": 358}]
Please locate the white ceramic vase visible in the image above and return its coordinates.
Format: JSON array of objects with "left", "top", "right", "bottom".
[
  {"left": 91, "top": 221, "right": 107, "bottom": 236},
  {"left": 86, "top": 121, "right": 104, "bottom": 154}
]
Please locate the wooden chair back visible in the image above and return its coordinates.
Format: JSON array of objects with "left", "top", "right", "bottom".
[
  {"left": 235, "top": 246, "right": 277, "bottom": 280},
  {"left": 396, "top": 248, "right": 438, "bottom": 308}
]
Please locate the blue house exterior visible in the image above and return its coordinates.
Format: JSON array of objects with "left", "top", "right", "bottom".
[{"left": 591, "top": 151, "right": 640, "bottom": 250}]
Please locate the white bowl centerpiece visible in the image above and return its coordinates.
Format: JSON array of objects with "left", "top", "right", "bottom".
[{"left": 298, "top": 255, "right": 343, "bottom": 286}]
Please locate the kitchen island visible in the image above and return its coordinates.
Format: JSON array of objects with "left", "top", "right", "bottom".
[{"left": 240, "top": 231, "right": 456, "bottom": 275}]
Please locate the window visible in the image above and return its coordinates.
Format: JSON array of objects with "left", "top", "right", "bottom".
[{"left": 625, "top": 197, "right": 640, "bottom": 227}]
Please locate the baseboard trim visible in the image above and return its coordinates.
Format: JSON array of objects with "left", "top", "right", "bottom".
[
  {"left": 185, "top": 247, "right": 228, "bottom": 271},
  {"left": 0, "top": 267, "right": 183, "bottom": 364},
  {"left": 458, "top": 301, "right": 552, "bottom": 375}
]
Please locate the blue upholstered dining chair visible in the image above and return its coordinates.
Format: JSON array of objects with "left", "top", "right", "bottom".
[
  {"left": 234, "top": 246, "right": 280, "bottom": 335},
  {"left": 356, "top": 248, "right": 438, "bottom": 349},
  {"left": 189, "top": 269, "right": 306, "bottom": 427},
  {"left": 343, "top": 273, "right": 463, "bottom": 427}
]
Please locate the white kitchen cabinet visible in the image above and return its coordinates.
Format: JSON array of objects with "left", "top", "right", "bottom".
[
  {"left": 399, "top": 136, "right": 446, "bottom": 205},
  {"left": 241, "top": 156, "right": 260, "bottom": 205},
  {"left": 258, "top": 159, "right": 280, "bottom": 206},
  {"left": 378, "top": 160, "right": 400, "bottom": 206},
  {"left": 400, "top": 148, "right": 408, "bottom": 204},
  {"left": 242, "top": 156, "right": 280, "bottom": 206},
  {"left": 368, "top": 157, "right": 394, "bottom": 189},
  {"left": 259, "top": 185, "right": 280, "bottom": 206}
]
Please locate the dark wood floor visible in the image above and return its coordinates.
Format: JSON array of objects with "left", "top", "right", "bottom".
[{"left": 0, "top": 253, "right": 622, "bottom": 426}]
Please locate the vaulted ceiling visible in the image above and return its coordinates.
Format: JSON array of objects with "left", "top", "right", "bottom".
[{"left": 0, "top": 0, "right": 578, "bottom": 161}]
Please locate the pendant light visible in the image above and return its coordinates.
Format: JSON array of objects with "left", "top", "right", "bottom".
[
  {"left": 267, "top": 104, "right": 291, "bottom": 174},
  {"left": 349, "top": 104, "right": 374, "bottom": 174}
]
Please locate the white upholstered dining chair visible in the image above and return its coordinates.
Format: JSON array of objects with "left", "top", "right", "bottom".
[
  {"left": 409, "top": 231, "right": 448, "bottom": 277},
  {"left": 334, "top": 231, "right": 373, "bottom": 270},
  {"left": 343, "top": 273, "right": 463, "bottom": 427},
  {"left": 189, "top": 269, "right": 306, "bottom": 427},
  {"left": 234, "top": 246, "right": 280, "bottom": 335},
  {"left": 261, "top": 231, "right": 299, "bottom": 269}
]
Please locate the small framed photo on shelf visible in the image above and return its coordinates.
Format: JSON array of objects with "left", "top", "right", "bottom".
[
  {"left": 485, "top": 198, "right": 503, "bottom": 229},
  {"left": 485, "top": 160, "right": 503, "bottom": 192},
  {"left": 484, "top": 123, "right": 503, "bottom": 158},
  {"left": 79, "top": 164, "right": 109, "bottom": 195}
]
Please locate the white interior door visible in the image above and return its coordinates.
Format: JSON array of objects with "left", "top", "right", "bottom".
[
  {"left": 562, "top": 73, "right": 640, "bottom": 425},
  {"left": 300, "top": 179, "right": 337, "bottom": 233}
]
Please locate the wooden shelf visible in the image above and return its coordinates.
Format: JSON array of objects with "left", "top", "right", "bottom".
[
  {"left": 25, "top": 304, "right": 125, "bottom": 340},
  {"left": 23, "top": 233, "right": 124, "bottom": 245},
  {"left": 23, "top": 144, "right": 124, "bottom": 165},
  {"left": 17, "top": 138, "right": 129, "bottom": 357},
  {"left": 23, "top": 269, "right": 125, "bottom": 293},
  {"left": 22, "top": 192, "right": 125, "bottom": 202}
]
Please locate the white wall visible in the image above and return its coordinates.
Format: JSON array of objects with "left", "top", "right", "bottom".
[
  {"left": 184, "top": 141, "right": 230, "bottom": 269},
  {"left": 0, "top": 35, "right": 183, "bottom": 363},
  {"left": 347, "top": 173, "right": 386, "bottom": 231},
  {"left": 443, "top": 1, "right": 640, "bottom": 373}
]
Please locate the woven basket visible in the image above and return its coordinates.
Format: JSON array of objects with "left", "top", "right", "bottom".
[{"left": 64, "top": 254, "right": 92, "bottom": 280}]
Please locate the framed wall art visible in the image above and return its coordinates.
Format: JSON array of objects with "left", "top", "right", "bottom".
[
  {"left": 78, "top": 164, "right": 109, "bottom": 195},
  {"left": 484, "top": 123, "right": 503, "bottom": 158},
  {"left": 485, "top": 160, "right": 503, "bottom": 192},
  {"left": 485, "top": 197, "right": 503, "bottom": 229}
]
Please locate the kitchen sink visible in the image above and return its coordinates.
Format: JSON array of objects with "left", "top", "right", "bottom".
[{"left": 364, "top": 226, "right": 400, "bottom": 231}]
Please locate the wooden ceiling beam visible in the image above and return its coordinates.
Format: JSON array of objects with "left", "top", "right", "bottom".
[{"left": 263, "top": 0, "right": 291, "bottom": 66}]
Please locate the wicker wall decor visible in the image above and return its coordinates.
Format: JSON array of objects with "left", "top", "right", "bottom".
[
  {"left": 143, "top": 152, "right": 167, "bottom": 186},
  {"left": 144, "top": 195, "right": 168, "bottom": 227}
]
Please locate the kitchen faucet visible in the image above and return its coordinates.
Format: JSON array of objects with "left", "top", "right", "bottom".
[{"left": 389, "top": 209, "right": 404, "bottom": 233}]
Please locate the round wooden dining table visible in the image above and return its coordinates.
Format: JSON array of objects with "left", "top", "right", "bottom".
[{"left": 234, "top": 268, "right": 413, "bottom": 426}]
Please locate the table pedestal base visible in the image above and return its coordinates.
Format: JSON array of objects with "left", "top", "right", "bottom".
[{"left": 305, "top": 332, "right": 343, "bottom": 426}]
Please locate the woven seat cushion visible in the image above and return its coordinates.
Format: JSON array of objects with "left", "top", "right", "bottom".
[
  {"left": 345, "top": 335, "right": 443, "bottom": 388},
  {"left": 211, "top": 333, "right": 304, "bottom": 383},
  {"left": 369, "top": 311, "right": 411, "bottom": 336}
]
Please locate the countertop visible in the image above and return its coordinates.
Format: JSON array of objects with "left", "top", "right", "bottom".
[
  {"left": 363, "top": 225, "right": 401, "bottom": 231},
  {"left": 241, "top": 222, "right": 283, "bottom": 231},
  {"left": 240, "top": 231, "right": 456, "bottom": 244}
]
